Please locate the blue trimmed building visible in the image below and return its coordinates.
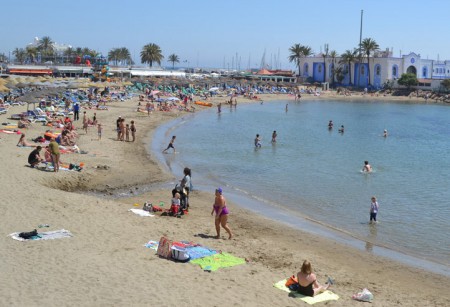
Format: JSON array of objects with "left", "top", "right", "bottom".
[{"left": 299, "top": 51, "right": 450, "bottom": 89}]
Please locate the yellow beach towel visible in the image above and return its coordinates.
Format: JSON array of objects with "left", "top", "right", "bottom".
[{"left": 273, "top": 279, "right": 339, "bottom": 305}]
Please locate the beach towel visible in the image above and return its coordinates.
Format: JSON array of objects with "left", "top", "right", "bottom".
[
  {"left": 190, "top": 252, "right": 245, "bottom": 271},
  {"left": 9, "top": 229, "right": 73, "bottom": 242},
  {"left": 273, "top": 279, "right": 339, "bottom": 305},
  {"left": 128, "top": 208, "right": 154, "bottom": 217},
  {"left": 185, "top": 245, "right": 217, "bottom": 260},
  {"left": 144, "top": 240, "right": 159, "bottom": 250}
]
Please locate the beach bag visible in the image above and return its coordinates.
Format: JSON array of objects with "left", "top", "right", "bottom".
[
  {"left": 19, "top": 229, "right": 38, "bottom": 240},
  {"left": 143, "top": 202, "right": 153, "bottom": 212},
  {"left": 171, "top": 246, "right": 190, "bottom": 262},
  {"left": 156, "top": 236, "right": 173, "bottom": 259},
  {"left": 352, "top": 288, "right": 374, "bottom": 302},
  {"left": 285, "top": 275, "right": 298, "bottom": 287}
]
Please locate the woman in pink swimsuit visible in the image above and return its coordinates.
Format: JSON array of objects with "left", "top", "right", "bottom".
[{"left": 211, "top": 188, "right": 233, "bottom": 239}]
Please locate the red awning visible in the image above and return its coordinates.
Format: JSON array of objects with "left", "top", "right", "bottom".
[{"left": 9, "top": 69, "right": 53, "bottom": 74}]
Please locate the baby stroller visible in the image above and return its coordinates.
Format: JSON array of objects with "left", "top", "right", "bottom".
[{"left": 172, "top": 184, "right": 189, "bottom": 213}]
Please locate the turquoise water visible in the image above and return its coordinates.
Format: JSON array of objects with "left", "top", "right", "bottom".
[{"left": 157, "top": 99, "right": 450, "bottom": 267}]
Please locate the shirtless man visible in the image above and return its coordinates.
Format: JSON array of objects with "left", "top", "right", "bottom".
[{"left": 362, "top": 161, "right": 372, "bottom": 173}]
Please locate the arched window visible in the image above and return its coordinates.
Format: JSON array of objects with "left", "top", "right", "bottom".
[
  {"left": 361, "top": 65, "right": 365, "bottom": 75},
  {"left": 303, "top": 63, "right": 309, "bottom": 76},
  {"left": 392, "top": 65, "right": 398, "bottom": 77},
  {"left": 329, "top": 64, "right": 334, "bottom": 77},
  {"left": 318, "top": 64, "right": 322, "bottom": 73},
  {"left": 422, "top": 67, "right": 428, "bottom": 78},
  {"left": 375, "top": 65, "right": 381, "bottom": 76}
]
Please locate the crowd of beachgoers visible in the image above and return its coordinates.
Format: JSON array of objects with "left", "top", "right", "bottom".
[{"left": 1, "top": 76, "right": 449, "bottom": 306}]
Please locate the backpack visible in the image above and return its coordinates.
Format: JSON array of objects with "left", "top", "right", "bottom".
[
  {"left": 19, "top": 229, "right": 38, "bottom": 240},
  {"left": 156, "top": 236, "right": 173, "bottom": 259},
  {"left": 171, "top": 246, "right": 190, "bottom": 262}
]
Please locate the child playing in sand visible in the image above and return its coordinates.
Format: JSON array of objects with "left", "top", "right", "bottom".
[
  {"left": 170, "top": 193, "right": 181, "bottom": 216},
  {"left": 370, "top": 196, "right": 379, "bottom": 223},
  {"left": 125, "top": 124, "right": 130, "bottom": 142},
  {"left": 97, "top": 123, "right": 102, "bottom": 140}
]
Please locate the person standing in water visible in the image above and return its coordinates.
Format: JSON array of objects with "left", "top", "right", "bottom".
[
  {"left": 271, "top": 131, "right": 277, "bottom": 143},
  {"left": 383, "top": 129, "right": 388, "bottom": 137},
  {"left": 370, "top": 196, "right": 379, "bottom": 223},
  {"left": 362, "top": 161, "right": 372, "bottom": 172},
  {"left": 285, "top": 103, "right": 288, "bottom": 112},
  {"left": 328, "top": 120, "right": 333, "bottom": 130},
  {"left": 254, "top": 134, "right": 262, "bottom": 148}
]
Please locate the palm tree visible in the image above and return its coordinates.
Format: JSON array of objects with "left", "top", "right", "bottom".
[
  {"left": 288, "top": 44, "right": 313, "bottom": 77},
  {"left": 322, "top": 44, "right": 329, "bottom": 83},
  {"left": 108, "top": 48, "right": 120, "bottom": 65},
  {"left": 360, "top": 38, "right": 380, "bottom": 86},
  {"left": 340, "top": 49, "right": 357, "bottom": 85},
  {"left": 118, "top": 47, "right": 132, "bottom": 65},
  {"left": 38, "top": 36, "right": 55, "bottom": 58},
  {"left": 140, "top": 43, "right": 164, "bottom": 67},
  {"left": 13, "top": 48, "right": 26, "bottom": 64},
  {"left": 329, "top": 50, "right": 337, "bottom": 86},
  {"left": 168, "top": 54, "right": 179, "bottom": 69},
  {"left": 25, "top": 46, "right": 38, "bottom": 63}
]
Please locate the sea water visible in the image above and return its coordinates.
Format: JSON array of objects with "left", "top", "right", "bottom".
[{"left": 154, "top": 99, "right": 450, "bottom": 270}]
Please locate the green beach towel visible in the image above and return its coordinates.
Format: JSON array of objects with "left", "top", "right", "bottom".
[
  {"left": 273, "top": 279, "right": 339, "bottom": 305},
  {"left": 190, "top": 252, "right": 245, "bottom": 271}
]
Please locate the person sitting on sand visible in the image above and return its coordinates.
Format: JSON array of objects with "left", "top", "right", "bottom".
[
  {"left": 296, "top": 260, "right": 331, "bottom": 297},
  {"left": 362, "top": 160, "right": 372, "bottom": 173},
  {"left": 170, "top": 192, "right": 181, "bottom": 216},
  {"left": 211, "top": 188, "right": 233, "bottom": 239},
  {"left": 17, "top": 134, "right": 36, "bottom": 147},
  {"left": 18, "top": 116, "right": 31, "bottom": 129},
  {"left": 28, "top": 146, "right": 43, "bottom": 168}
]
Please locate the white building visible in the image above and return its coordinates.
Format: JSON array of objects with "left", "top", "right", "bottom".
[{"left": 299, "top": 51, "right": 450, "bottom": 89}]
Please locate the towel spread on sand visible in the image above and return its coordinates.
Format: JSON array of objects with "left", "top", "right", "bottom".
[
  {"left": 190, "top": 252, "right": 245, "bottom": 271},
  {"left": 128, "top": 209, "right": 154, "bottom": 217},
  {"left": 144, "top": 240, "right": 159, "bottom": 250},
  {"left": 9, "top": 229, "right": 73, "bottom": 242},
  {"left": 273, "top": 279, "right": 339, "bottom": 305},
  {"left": 185, "top": 246, "right": 217, "bottom": 260}
]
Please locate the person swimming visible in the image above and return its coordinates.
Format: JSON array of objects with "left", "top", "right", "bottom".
[
  {"left": 338, "top": 125, "right": 344, "bottom": 133},
  {"left": 383, "top": 129, "right": 388, "bottom": 137},
  {"left": 328, "top": 120, "right": 333, "bottom": 130}
]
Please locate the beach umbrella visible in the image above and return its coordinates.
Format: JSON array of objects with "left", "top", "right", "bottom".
[{"left": 16, "top": 82, "right": 28, "bottom": 88}]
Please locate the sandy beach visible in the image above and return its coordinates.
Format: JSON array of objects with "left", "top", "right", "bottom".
[{"left": 1, "top": 89, "right": 449, "bottom": 307}]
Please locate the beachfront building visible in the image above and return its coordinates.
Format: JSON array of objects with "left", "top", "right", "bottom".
[{"left": 299, "top": 50, "right": 450, "bottom": 89}]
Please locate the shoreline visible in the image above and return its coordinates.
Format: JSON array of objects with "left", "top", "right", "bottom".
[{"left": 1, "top": 91, "right": 449, "bottom": 306}]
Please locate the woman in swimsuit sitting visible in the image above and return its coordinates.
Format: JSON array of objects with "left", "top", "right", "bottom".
[
  {"left": 296, "top": 260, "right": 330, "bottom": 297},
  {"left": 211, "top": 187, "right": 233, "bottom": 239}
]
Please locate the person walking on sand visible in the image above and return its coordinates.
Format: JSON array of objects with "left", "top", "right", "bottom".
[
  {"left": 49, "top": 137, "right": 60, "bottom": 172},
  {"left": 370, "top": 196, "right": 379, "bottom": 223},
  {"left": 82, "top": 111, "right": 88, "bottom": 134},
  {"left": 163, "top": 135, "right": 176, "bottom": 153},
  {"left": 97, "top": 123, "right": 102, "bottom": 140},
  {"left": 296, "top": 260, "right": 331, "bottom": 297},
  {"left": 211, "top": 188, "right": 233, "bottom": 239},
  {"left": 362, "top": 160, "right": 372, "bottom": 173},
  {"left": 130, "top": 120, "right": 136, "bottom": 142}
]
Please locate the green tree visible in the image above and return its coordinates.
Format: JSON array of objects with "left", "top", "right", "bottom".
[
  {"left": 140, "top": 43, "right": 164, "bottom": 67},
  {"left": 288, "top": 44, "right": 313, "bottom": 77},
  {"left": 340, "top": 49, "right": 357, "bottom": 85},
  {"left": 118, "top": 47, "right": 132, "bottom": 65},
  {"left": 63, "top": 47, "right": 75, "bottom": 63},
  {"left": 441, "top": 79, "right": 450, "bottom": 90},
  {"left": 13, "top": 48, "right": 26, "bottom": 64},
  {"left": 329, "top": 50, "right": 337, "bottom": 85},
  {"left": 397, "top": 73, "right": 418, "bottom": 90},
  {"left": 108, "top": 48, "right": 120, "bottom": 65},
  {"left": 38, "top": 36, "right": 55, "bottom": 58},
  {"left": 25, "top": 46, "right": 38, "bottom": 63},
  {"left": 168, "top": 54, "right": 180, "bottom": 69},
  {"left": 360, "top": 38, "right": 380, "bottom": 86},
  {"left": 334, "top": 66, "right": 345, "bottom": 84}
]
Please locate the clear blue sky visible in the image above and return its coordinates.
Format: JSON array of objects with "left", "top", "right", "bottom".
[{"left": 2, "top": 0, "right": 450, "bottom": 69}]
